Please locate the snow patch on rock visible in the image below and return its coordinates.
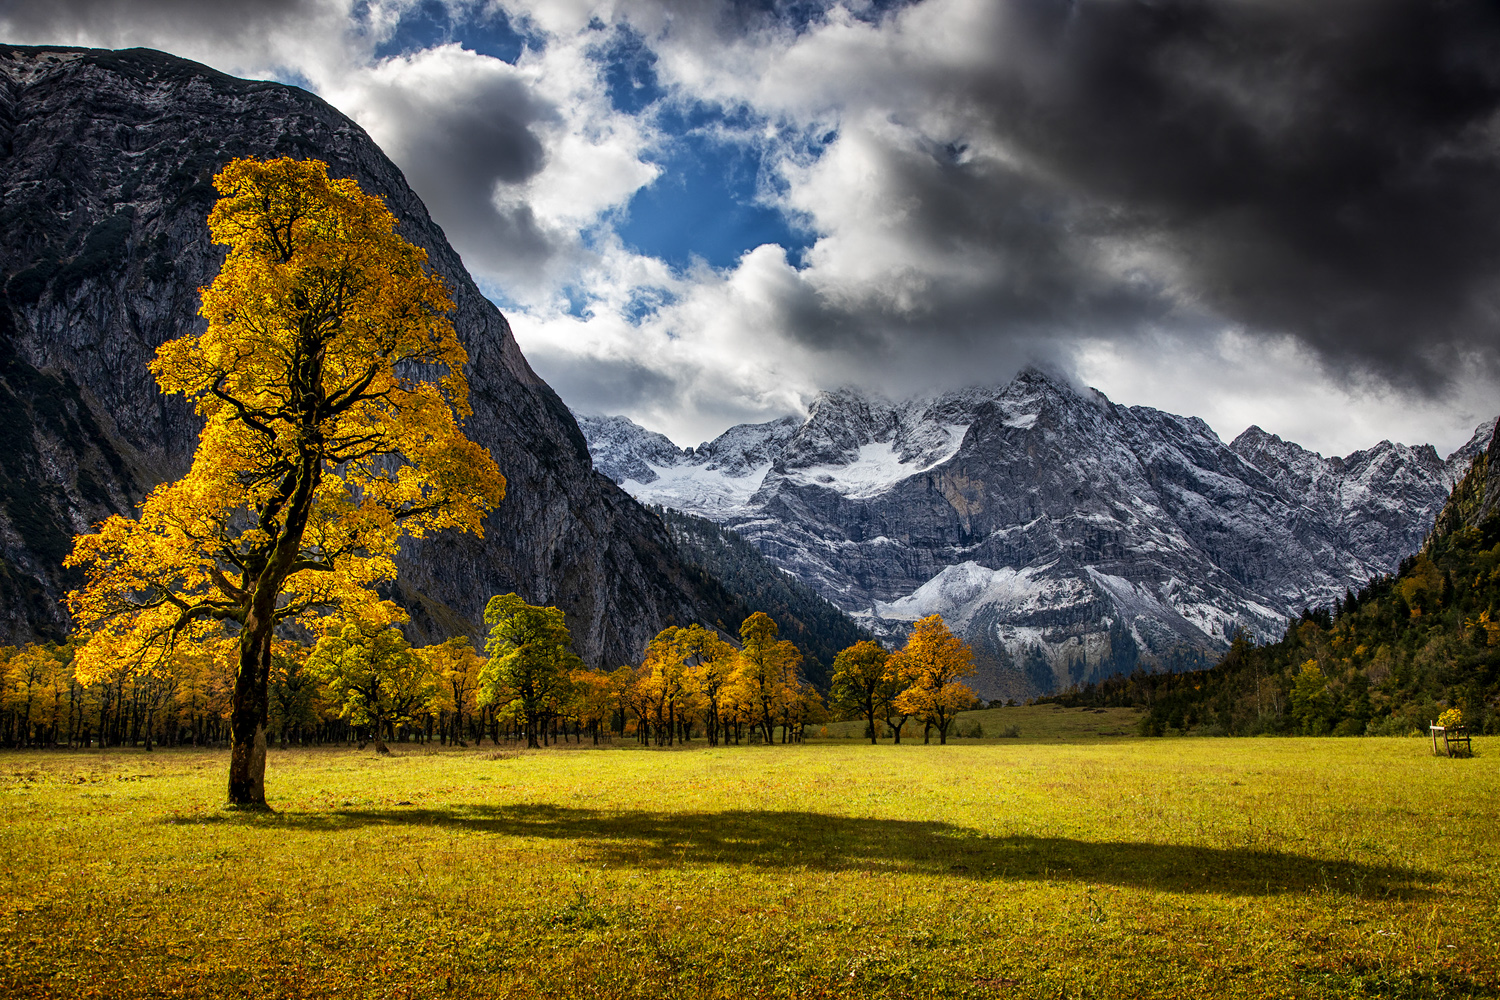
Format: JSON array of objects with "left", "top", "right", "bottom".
[
  {"left": 871, "top": 562, "right": 1067, "bottom": 626},
  {"left": 621, "top": 462, "right": 772, "bottom": 518},
  {"left": 782, "top": 424, "right": 968, "bottom": 498}
]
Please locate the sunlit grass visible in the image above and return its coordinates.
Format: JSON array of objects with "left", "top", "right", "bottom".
[
  {"left": 819, "top": 702, "right": 1145, "bottom": 741},
  {"left": 1, "top": 729, "right": 1496, "bottom": 998}
]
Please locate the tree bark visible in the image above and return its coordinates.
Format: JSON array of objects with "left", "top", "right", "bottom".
[
  {"left": 374, "top": 706, "right": 390, "bottom": 754},
  {"left": 227, "top": 629, "right": 272, "bottom": 807}
]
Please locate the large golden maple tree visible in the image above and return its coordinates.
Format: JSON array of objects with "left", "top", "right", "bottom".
[{"left": 65, "top": 158, "right": 506, "bottom": 806}]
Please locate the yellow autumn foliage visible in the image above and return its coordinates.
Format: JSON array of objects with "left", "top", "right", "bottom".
[{"left": 64, "top": 157, "right": 505, "bottom": 803}]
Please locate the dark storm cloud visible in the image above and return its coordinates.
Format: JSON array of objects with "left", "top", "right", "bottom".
[
  {"left": 1005, "top": 0, "right": 1500, "bottom": 383},
  {"left": 356, "top": 65, "right": 561, "bottom": 281},
  {"left": 0, "top": 0, "right": 313, "bottom": 42},
  {"left": 798, "top": 0, "right": 1500, "bottom": 390}
]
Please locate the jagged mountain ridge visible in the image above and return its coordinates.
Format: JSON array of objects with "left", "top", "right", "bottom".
[
  {"left": 0, "top": 44, "right": 736, "bottom": 664},
  {"left": 578, "top": 370, "right": 1496, "bottom": 698},
  {"left": 1049, "top": 419, "right": 1500, "bottom": 737}
]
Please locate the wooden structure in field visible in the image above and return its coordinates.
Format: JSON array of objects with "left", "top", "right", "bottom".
[{"left": 1430, "top": 724, "right": 1473, "bottom": 757}]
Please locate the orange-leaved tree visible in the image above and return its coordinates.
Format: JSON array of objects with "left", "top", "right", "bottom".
[
  {"left": 640, "top": 627, "right": 691, "bottom": 746},
  {"left": 675, "top": 624, "right": 737, "bottom": 746},
  {"left": 64, "top": 157, "right": 505, "bottom": 806},
  {"left": 892, "top": 614, "right": 976, "bottom": 745},
  {"left": 417, "top": 635, "right": 484, "bottom": 746}
]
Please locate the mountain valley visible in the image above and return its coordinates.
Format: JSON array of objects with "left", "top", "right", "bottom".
[{"left": 578, "top": 372, "right": 1496, "bottom": 698}]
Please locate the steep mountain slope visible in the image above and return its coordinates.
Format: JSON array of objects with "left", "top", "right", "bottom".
[
  {"left": 0, "top": 44, "right": 732, "bottom": 665},
  {"left": 1051, "top": 419, "right": 1500, "bottom": 736},
  {"left": 653, "top": 506, "right": 874, "bottom": 688},
  {"left": 581, "top": 369, "right": 1492, "bottom": 697}
]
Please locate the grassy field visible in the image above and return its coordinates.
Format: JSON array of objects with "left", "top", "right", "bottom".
[
  {"left": 1, "top": 728, "right": 1496, "bottom": 998},
  {"left": 820, "top": 703, "right": 1145, "bottom": 741}
]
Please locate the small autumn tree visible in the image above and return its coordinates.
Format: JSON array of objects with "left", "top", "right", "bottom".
[
  {"left": 622, "top": 663, "right": 657, "bottom": 743},
  {"left": 571, "top": 667, "right": 618, "bottom": 745},
  {"left": 639, "top": 623, "right": 732, "bottom": 745},
  {"left": 3, "top": 643, "right": 77, "bottom": 747},
  {"left": 640, "top": 629, "right": 689, "bottom": 746},
  {"left": 677, "top": 625, "right": 737, "bottom": 746},
  {"left": 778, "top": 677, "right": 827, "bottom": 743},
  {"left": 479, "top": 594, "right": 580, "bottom": 749},
  {"left": 64, "top": 158, "right": 505, "bottom": 805},
  {"left": 892, "top": 615, "right": 976, "bottom": 745},
  {"left": 831, "top": 639, "right": 890, "bottom": 744},
  {"left": 307, "top": 604, "right": 438, "bottom": 753},
  {"left": 735, "top": 612, "right": 803, "bottom": 744},
  {"left": 879, "top": 650, "right": 917, "bottom": 744},
  {"left": 4, "top": 644, "right": 55, "bottom": 747},
  {"left": 418, "top": 636, "right": 484, "bottom": 745}
]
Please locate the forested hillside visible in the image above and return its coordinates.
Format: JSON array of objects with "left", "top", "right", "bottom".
[
  {"left": 1047, "top": 431, "right": 1500, "bottom": 737},
  {"left": 654, "top": 506, "right": 874, "bottom": 689}
]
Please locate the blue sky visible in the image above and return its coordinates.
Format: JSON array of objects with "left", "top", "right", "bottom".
[
  {"left": 4, "top": 0, "right": 1499, "bottom": 454},
  {"left": 367, "top": 4, "right": 817, "bottom": 275},
  {"left": 366, "top": 0, "right": 530, "bottom": 62}
]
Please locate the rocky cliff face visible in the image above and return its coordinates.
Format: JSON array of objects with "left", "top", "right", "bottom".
[
  {"left": 0, "top": 44, "right": 729, "bottom": 664},
  {"left": 1428, "top": 418, "right": 1500, "bottom": 542},
  {"left": 582, "top": 368, "right": 1495, "bottom": 698}
]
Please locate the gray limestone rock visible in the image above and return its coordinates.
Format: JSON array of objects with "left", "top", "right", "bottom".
[{"left": 584, "top": 366, "right": 1496, "bottom": 698}]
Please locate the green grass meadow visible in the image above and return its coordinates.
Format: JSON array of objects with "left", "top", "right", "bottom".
[
  {"left": 819, "top": 703, "right": 1145, "bottom": 741},
  {"left": 2, "top": 719, "right": 1497, "bottom": 998}
]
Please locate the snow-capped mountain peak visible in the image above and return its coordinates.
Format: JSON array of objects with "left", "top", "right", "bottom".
[
  {"left": 576, "top": 373, "right": 1496, "bottom": 699},
  {"left": 571, "top": 413, "right": 687, "bottom": 485}
]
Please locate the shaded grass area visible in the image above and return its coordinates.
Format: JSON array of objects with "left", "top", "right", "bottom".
[
  {"left": 182, "top": 804, "right": 1431, "bottom": 900},
  {"left": 2, "top": 739, "right": 1497, "bottom": 999}
]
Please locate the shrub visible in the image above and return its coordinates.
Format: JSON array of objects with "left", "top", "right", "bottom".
[
  {"left": 56, "top": 213, "right": 134, "bottom": 292},
  {"left": 6, "top": 257, "right": 59, "bottom": 303}
]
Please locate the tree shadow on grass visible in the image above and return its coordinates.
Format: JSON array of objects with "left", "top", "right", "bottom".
[{"left": 173, "top": 803, "right": 1433, "bottom": 900}]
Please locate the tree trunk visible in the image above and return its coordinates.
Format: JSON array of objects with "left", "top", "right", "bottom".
[
  {"left": 374, "top": 709, "right": 390, "bottom": 754},
  {"left": 227, "top": 629, "right": 272, "bottom": 807}
]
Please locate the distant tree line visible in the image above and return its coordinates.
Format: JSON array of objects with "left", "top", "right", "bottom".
[{"left": 1, "top": 598, "right": 980, "bottom": 751}]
